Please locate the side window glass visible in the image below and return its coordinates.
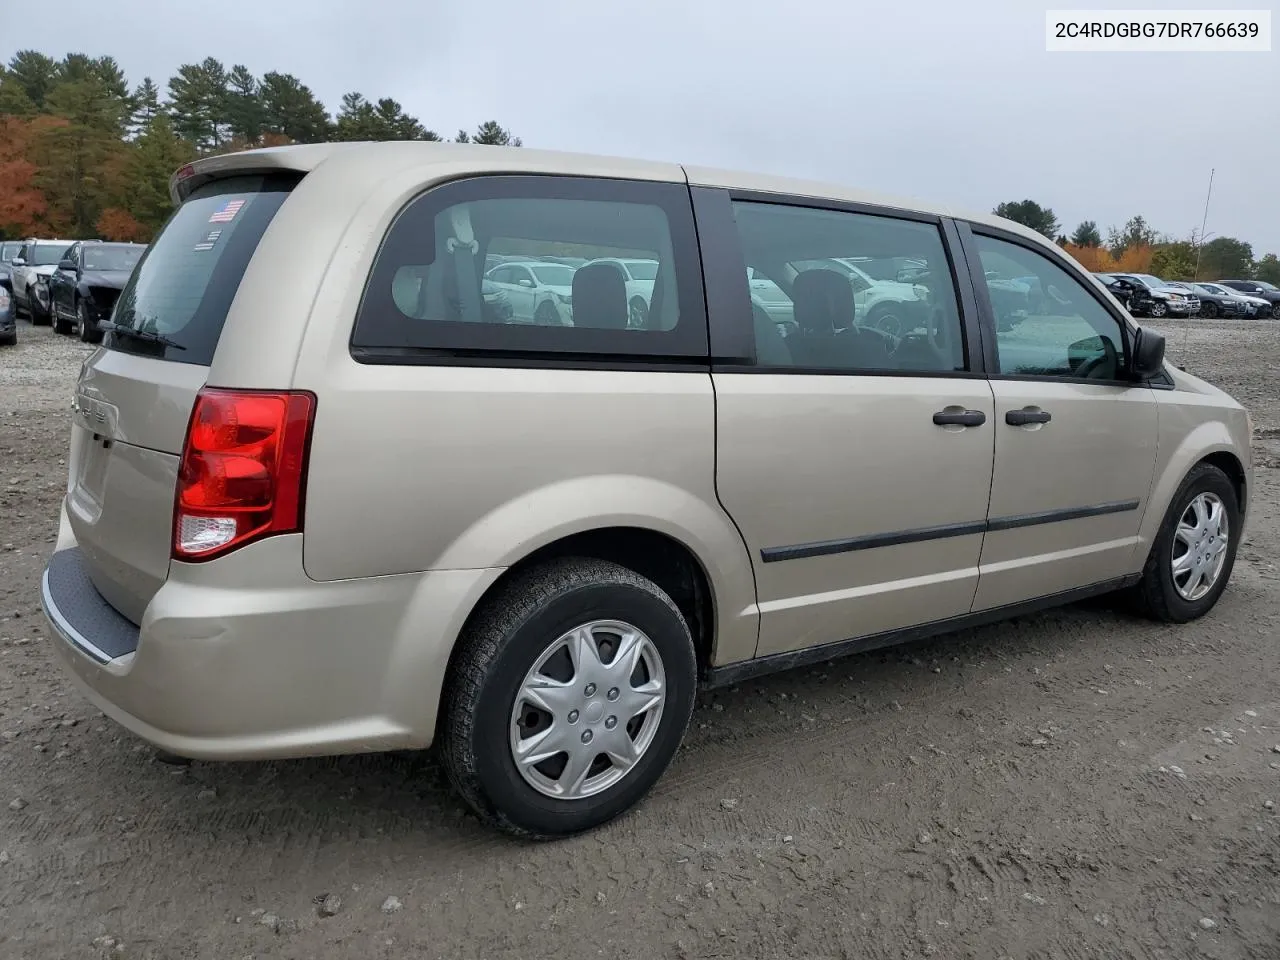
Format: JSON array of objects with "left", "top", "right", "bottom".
[
  {"left": 730, "top": 202, "right": 967, "bottom": 373},
  {"left": 974, "top": 234, "right": 1125, "bottom": 380},
  {"left": 354, "top": 176, "right": 707, "bottom": 359}
]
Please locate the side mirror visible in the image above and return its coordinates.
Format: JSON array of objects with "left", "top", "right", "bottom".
[
  {"left": 11, "top": 258, "right": 25, "bottom": 267},
  {"left": 517, "top": 277, "right": 534, "bottom": 288},
  {"left": 59, "top": 258, "right": 77, "bottom": 271},
  {"left": 1131, "top": 326, "right": 1166, "bottom": 380}
]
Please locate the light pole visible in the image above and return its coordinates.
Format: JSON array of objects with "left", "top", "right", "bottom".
[{"left": 1194, "top": 168, "right": 1215, "bottom": 281}]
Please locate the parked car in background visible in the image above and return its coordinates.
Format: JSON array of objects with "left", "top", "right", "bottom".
[
  {"left": 583, "top": 257, "right": 659, "bottom": 327},
  {"left": 48, "top": 240, "right": 146, "bottom": 342},
  {"left": 0, "top": 281, "right": 15, "bottom": 346},
  {"left": 1167, "top": 282, "right": 1246, "bottom": 319},
  {"left": 484, "top": 259, "right": 575, "bottom": 325},
  {"left": 1093, "top": 272, "right": 1142, "bottom": 312},
  {"left": 10, "top": 239, "right": 74, "bottom": 323},
  {"left": 1117, "top": 274, "right": 1200, "bottom": 318},
  {"left": 1192, "top": 282, "right": 1269, "bottom": 318},
  {"left": 0, "top": 240, "right": 22, "bottom": 293},
  {"left": 1216, "top": 279, "right": 1280, "bottom": 319}
]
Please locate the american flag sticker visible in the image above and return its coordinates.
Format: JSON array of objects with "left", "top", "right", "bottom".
[
  {"left": 193, "top": 229, "right": 222, "bottom": 252},
  {"left": 208, "top": 199, "right": 245, "bottom": 223}
]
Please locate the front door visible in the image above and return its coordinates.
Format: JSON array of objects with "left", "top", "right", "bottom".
[
  {"left": 706, "top": 194, "right": 996, "bottom": 657},
  {"left": 965, "top": 229, "right": 1159, "bottom": 611}
]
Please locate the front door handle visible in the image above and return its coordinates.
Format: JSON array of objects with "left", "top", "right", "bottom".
[
  {"left": 933, "top": 409, "right": 987, "bottom": 427},
  {"left": 1006, "top": 408, "right": 1052, "bottom": 426}
]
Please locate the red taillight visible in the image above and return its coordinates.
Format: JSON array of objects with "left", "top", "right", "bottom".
[{"left": 173, "top": 388, "right": 316, "bottom": 561}]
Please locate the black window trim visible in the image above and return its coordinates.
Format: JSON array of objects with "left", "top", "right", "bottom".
[
  {"left": 694, "top": 185, "right": 988, "bottom": 378},
  {"left": 958, "top": 220, "right": 1155, "bottom": 389},
  {"left": 350, "top": 173, "right": 711, "bottom": 371}
]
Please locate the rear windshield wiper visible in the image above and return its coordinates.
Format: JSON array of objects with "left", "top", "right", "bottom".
[{"left": 100, "top": 321, "right": 186, "bottom": 351}]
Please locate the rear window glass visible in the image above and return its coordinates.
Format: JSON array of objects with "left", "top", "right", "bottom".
[
  {"left": 107, "top": 174, "right": 297, "bottom": 365},
  {"left": 352, "top": 175, "right": 708, "bottom": 363}
]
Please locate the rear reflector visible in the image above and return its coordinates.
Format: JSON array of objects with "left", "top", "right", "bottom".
[{"left": 173, "top": 388, "right": 316, "bottom": 561}]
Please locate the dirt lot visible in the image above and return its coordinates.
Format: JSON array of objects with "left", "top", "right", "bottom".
[{"left": 2, "top": 318, "right": 1278, "bottom": 960}]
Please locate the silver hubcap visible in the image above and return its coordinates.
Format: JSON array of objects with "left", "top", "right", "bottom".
[
  {"left": 1171, "top": 492, "right": 1229, "bottom": 601},
  {"left": 509, "top": 620, "right": 666, "bottom": 800}
]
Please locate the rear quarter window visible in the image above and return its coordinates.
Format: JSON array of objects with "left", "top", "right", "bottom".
[
  {"left": 107, "top": 173, "right": 299, "bottom": 365},
  {"left": 352, "top": 175, "right": 708, "bottom": 364}
]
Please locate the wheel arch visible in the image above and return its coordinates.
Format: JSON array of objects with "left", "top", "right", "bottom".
[{"left": 1137, "top": 420, "right": 1250, "bottom": 565}]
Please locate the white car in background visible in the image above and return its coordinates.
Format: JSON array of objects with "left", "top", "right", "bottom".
[
  {"left": 795, "top": 257, "right": 930, "bottom": 337},
  {"left": 10, "top": 238, "right": 74, "bottom": 324},
  {"left": 484, "top": 260, "right": 575, "bottom": 325},
  {"left": 581, "top": 257, "right": 660, "bottom": 328}
]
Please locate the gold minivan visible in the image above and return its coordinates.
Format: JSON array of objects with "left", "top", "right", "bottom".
[{"left": 42, "top": 143, "right": 1251, "bottom": 837}]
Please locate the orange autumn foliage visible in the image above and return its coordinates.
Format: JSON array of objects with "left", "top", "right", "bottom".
[
  {"left": 0, "top": 116, "right": 49, "bottom": 235},
  {"left": 96, "top": 207, "right": 149, "bottom": 242},
  {"left": 1062, "top": 243, "right": 1153, "bottom": 274}
]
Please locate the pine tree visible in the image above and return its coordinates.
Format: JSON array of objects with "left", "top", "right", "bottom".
[
  {"left": 1070, "top": 221, "right": 1102, "bottom": 247},
  {"left": 472, "top": 120, "right": 521, "bottom": 146},
  {"left": 167, "top": 58, "right": 228, "bottom": 151},
  {"left": 224, "top": 64, "right": 263, "bottom": 145},
  {"left": 128, "top": 78, "right": 161, "bottom": 139},
  {"left": 259, "top": 72, "right": 330, "bottom": 143},
  {"left": 5, "top": 50, "right": 58, "bottom": 109}
]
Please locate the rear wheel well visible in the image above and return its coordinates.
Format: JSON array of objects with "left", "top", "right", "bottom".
[
  {"left": 1200, "top": 451, "right": 1246, "bottom": 514},
  {"left": 456, "top": 528, "right": 716, "bottom": 678}
]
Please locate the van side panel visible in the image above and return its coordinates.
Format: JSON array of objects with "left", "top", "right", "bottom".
[{"left": 289, "top": 165, "right": 760, "bottom": 666}]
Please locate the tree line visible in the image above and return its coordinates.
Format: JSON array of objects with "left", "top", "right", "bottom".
[
  {"left": 0, "top": 50, "right": 521, "bottom": 243},
  {"left": 992, "top": 200, "right": 1280, "bottom": 285}
]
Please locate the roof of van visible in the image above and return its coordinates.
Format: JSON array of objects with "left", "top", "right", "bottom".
[{"left": 169, "top": 140, "right": 1048, "bottom": 248}]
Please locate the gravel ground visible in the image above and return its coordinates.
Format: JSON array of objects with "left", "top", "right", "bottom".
[{"left": 2, "top": 317, "right": 1279, "bottom": 960}]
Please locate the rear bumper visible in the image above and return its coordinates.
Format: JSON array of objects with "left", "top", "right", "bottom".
[{"left": 42, "top": 514, "right": 502, "bottom": 760}]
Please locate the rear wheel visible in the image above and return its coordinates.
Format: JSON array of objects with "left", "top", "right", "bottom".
[
  {"left": 441, "top": 557, "right": 697, "bottom": 838},
  {"left": 1271, "top": 303, "right": 1280, "bottom": 320},
  {"left": 1200, "top": 301, "right": 1218, "bottom": 319},
  {"left": 1130, "top": 463, "right": 1240, "bottom": 623}
]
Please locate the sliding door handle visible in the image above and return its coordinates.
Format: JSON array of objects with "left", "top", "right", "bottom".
[
  {"left": 1006, "top": 408, "right": 1052, "bottom": 426},
  {"left": 933, "top": 409, "right": 987, "bottom": 427}
]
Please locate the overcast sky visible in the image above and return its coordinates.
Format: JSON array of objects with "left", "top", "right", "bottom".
[{"left": 6, "top": 0, "right": 1278, "bottom": 254}]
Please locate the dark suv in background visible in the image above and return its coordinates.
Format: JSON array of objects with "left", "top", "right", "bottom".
[
  {"left": 48, "top": 240, "right": 146, "bottom": 342},
  {"left": 1216, "top": 280, "right": 1280, "bottom": 318}
]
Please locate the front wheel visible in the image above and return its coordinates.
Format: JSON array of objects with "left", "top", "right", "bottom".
[
  {"left": 628, "top": 296, "right": 649, "bottom": 329},
  {"left": 1200, "top": 301, "right": 1218, "bottom": 320},
  {"left": 534, "top": 300, "right": 562, "bottom": 326},
  {"left": 1130, "top": 463, "right": 1240, "bottom": 623},
  {"left": 52, "top": 301, "right": 75, "bottom": 335},
  {"left": 441, "top": 557, "right": 697, "bottom": 838},
  {"left": 1148, "top": 301, "right": 1168, "bottom": 319},
  {"left": 77, "top": 300, "right": 103, "bottom": 344},
  {"left": 1271, "top": 303, "right": 1280, "bottom": 320}
]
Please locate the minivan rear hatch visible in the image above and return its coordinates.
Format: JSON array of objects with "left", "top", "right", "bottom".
[{"left": 67, "top": 173, "right": 298, "bottom": 623}]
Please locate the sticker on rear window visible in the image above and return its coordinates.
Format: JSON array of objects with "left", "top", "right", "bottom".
[
  {"left": 193, "top": 229, "right": 222, "bottom": 252},
  {"left": 208, "top": 199, "right": 245, "bottom": 223}
]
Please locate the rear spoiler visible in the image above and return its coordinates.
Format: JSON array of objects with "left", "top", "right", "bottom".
[{"left": 168, "top": 143, "right": 360, "bottom": 205}]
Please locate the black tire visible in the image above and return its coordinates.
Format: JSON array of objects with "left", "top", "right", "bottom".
[
  {"left": 628, "top": 296, "right": 649, "bottom": 329},
  {"left": 1130, "top": 463, "right": 1240, "bottom": 623},
  {"left": 1148, "top": 301, "right": 1168, "bottom": 319},
  {"left": 866, "top": 302, "right": 907, "bottom": 338},
  {"left": 1271, "top": 303, "right": 1280, "bottom": 320},
  {"left": 0, "top": 331, "right": 16, "bottom": 347},
  {"left": 1200, "top": 301, "right": 1218, "bottom": 320},
  {"left": 534, "top": 300, "right": 561, "bottom": 326},
  {"left": 441, "top": 557, "right": 698, "bottom": 838},
  {"left": 53, "top": 303, "right": 74, "bottom": 335},
  {"left": 77, "top": 300, "right": 103, "bottom": 344}
]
